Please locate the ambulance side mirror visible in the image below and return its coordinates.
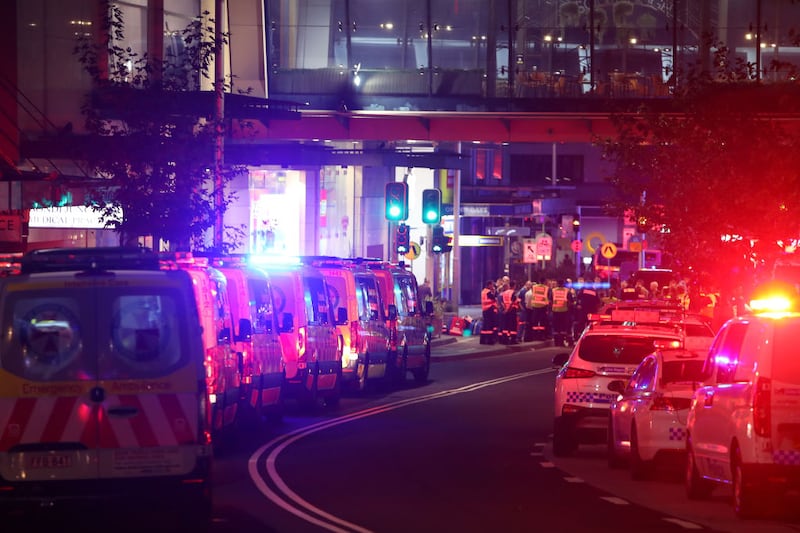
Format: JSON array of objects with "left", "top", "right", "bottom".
[
  {"left": 218, "top": 326, "right": 231, "bottom": 344},
  {"left": 387, "top": 304, "right": 398, "bottom": 321},
  {"left": 424, "top": 300, "right": 434, "bottom": 316},
  {"left": 336, "top": 307, "right": 348, "bottom": 325}
]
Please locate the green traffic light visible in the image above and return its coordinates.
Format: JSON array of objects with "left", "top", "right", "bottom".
[{"left": 421, "top": 189, "right": 441, "bottom": 225}]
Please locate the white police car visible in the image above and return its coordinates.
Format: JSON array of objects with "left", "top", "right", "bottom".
[
  {"left": 685, "top": 285, "right": 800, "bottom": 519},
  {"left": 552, "top": 308, "right": 684, "bottom": 457},
  {"left": 608, "top": 346, "right": 705, "bottom": 479}
]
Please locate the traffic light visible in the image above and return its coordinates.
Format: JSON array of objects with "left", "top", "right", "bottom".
[
  {"left": 421, "top": 188, "right": 441, "bottom": 225},
  {"left": 385, "top": 182, "right": 408, "bottom": 221},
  {"left": 432, "top": 225, "right": 449, "bottom": 254},
  {"left": 572, "top": 217, "right": 580, "bottom": 234},
  {"left": 396, "top": 223, "right": 410, "bottom": 254},
  {"left": 637, "top": 216, "right": 648, "bottom": 234}
]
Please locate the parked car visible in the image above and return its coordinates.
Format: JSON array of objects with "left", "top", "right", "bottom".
[
  {"left": 608, "top": 346, "right": 705, "bottom": 479},
  {"left": 552, "top": 308, "right": 685, "bottom": 457},
  {"left": 685, "top": 289, "right": 800, "bottom": 518}
]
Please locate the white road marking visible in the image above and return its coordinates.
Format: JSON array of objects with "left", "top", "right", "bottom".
[
  {"left": 600, "top": 496, "right": 629, "bottom": 505},
  {"left": 662, "top": 518, "right": 704, "bottom": 530},
  {"left": 249, "top": 368, "right": 556, "bottom": 532},
  {"left": 540, "top": 461, "right": 555, "bottom": 468},
  {"left": 563, "top": 476, "right": 584, "bottom": 483}
]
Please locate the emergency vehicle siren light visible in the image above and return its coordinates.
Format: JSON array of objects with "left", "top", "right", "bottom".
[{"left": 21, "top": 247, "right": 160, "bottom": 273}]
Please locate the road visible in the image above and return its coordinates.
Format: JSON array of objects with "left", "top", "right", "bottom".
[{"left": 207, "top": 344, "right": 800, "bottom": 533}]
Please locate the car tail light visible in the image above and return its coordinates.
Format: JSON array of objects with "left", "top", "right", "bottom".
[
  {"left": 754, "top": 377, "right": 771, "bottom": 437},
  {"left": 560, "top": 366, "right": 596, "bottom": 379},
  {"left": 650, "top": 395, "right": 692, "bottom": 411}
]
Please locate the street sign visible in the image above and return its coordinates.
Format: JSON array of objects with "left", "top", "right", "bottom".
[
  {"left": 522, "top": 238, "right": 537, "bottom": 263},
  {"left": 535, "top": 232, "right": 552, "bottom": 261},
  {"left": 405, "top": 241, "right": 421, "bottom": 260},
  {"left": 584, "top": 231, "right": 606, "bottom": 254},
  {"left": 600, "top": 242, "right": 618, "bottom": 259},
  {"left": 570, "top": 239, "right": 582, "bottom": 253}
]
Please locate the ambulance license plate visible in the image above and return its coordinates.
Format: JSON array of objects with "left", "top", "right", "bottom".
[{"left": 29, "top": 454, "right": 72, "bottom": 469}]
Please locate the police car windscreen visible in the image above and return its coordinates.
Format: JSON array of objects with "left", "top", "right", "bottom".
[
  {"left": 772, "top": 323, "right": 800, "bottom": 384},
  {"left": 578, "top": 335, "right": 674, "bottom": 365}
]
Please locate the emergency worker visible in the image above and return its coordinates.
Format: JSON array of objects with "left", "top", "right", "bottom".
[
  {"left": 550, "top": 279, "right": 574, "bottom": 347},
  {"left": 527, "top": 277, "right": 550, "bottom": 341},
  {"left": 480, "top": 280, "right": 498, "bottom": 345},
  {"left": 498, "top": 280, "right": 519, "bottom": 344}
]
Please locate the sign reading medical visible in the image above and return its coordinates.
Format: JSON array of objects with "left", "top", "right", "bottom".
[{"left": 28, "top": 206, "right": 119, "bottom": 229}]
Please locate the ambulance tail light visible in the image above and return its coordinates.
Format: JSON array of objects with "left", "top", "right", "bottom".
[
  {"left": 754, "top": 377, "right": 771, "bottom": 437},
  {"left": 296, "top": 326, "right": 307, "bottom": 359}
]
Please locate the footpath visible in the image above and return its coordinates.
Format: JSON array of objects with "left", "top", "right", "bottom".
[{"left": 430, "top": 305, "right": 553, "bottom": 362}]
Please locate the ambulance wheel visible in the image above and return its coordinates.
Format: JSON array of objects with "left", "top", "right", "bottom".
[
  {"left": 299, "top": 364, "right": 319, "bottom": 410},
  {"left": 392, "top": 349, "right": 407, "bottom": 387},
  {"left": 356, "top": 353, "right": 369, "bottom": 393},
  {"left": 413, "top": 344, "right": 431, "bottom": 383},
  {"left": 324, "top": 368, "right": 342, "bottom": 409}
]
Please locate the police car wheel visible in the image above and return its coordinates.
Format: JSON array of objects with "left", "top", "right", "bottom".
[
  {"left": 607, "top": 420, "right": 626, "bottom": 469},
  {"left": 685, "top": 439, "right": 713, "bottom": 500},
  {"left": 733, "top": 447, "right": 761, "bottom": 519},
  {"left": 553, "top": 417, "right": 576, "bottom": 457},
  {"left": 629, "top": 423, "right": 652, "bottom": 481}
]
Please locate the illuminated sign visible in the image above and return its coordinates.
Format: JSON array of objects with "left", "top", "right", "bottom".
[{"left": 28, "top": 206, "right": 119, "bottom": 229}]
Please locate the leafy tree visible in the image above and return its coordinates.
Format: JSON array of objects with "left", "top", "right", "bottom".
[
  {"left": 74, "top": 3, "right": 245, "bottom": 252},
  {"left": 599, "top": 38, "right": 800, "bottom": 289}
]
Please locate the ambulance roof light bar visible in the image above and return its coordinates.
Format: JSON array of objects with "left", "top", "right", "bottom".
[{"left": 21, "top": 247, "right": 161, "bottom": 273}]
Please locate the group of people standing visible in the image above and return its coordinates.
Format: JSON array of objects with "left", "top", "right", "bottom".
[{"left": 479, "top": 276, "right": 603, "bottom": 347}]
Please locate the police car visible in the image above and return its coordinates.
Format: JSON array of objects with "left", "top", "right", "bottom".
[
  {"left": 608, "top": 345, "right": 705, "bottom": 479},
  {"left": 552, "top": 308, "right": 685, "bottom": 457},
  {"left": 685, "top": 284, "right": 800, "bottom": 519}
]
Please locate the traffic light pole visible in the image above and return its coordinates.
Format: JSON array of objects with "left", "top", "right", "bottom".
[{"left": 452, "top": 142, "right": 461, "bottom": 314}]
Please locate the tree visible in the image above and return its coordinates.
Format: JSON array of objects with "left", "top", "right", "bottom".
[
  {"left": 74, "top": 4, "right": 245, "bottom": 251},
  {"left": 598, "top": 38, "right": 800, "bottom": 287}
]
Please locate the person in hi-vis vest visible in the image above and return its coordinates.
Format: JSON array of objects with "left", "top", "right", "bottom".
[
  {"left": 526, "top": 278, "right": 550, "bottom": 341},
  {"left": 550, "top": 279, "right": 574, "bottom": 347},
  {"left": 479, "top": 280, "right": 498, "bottom": 345}
]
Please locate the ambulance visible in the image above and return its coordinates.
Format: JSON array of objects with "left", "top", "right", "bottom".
[
  {"left": 255, "top": 257, "right": 343, "bottom": 409},
  {"left": 0, "top": 247, "right": 211, "bottom": 524},
  {"left": 363, "top": 260, "right": 433, "bottom": 384},
  {"left": 308, "top": 256, "right": 392, "bottom": 392},
  {"left": 160, "top": 252, "right": 240, "bottom": 447},
  {"left": 207, "top": 256, "right": 285, "bottom": 423}
]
